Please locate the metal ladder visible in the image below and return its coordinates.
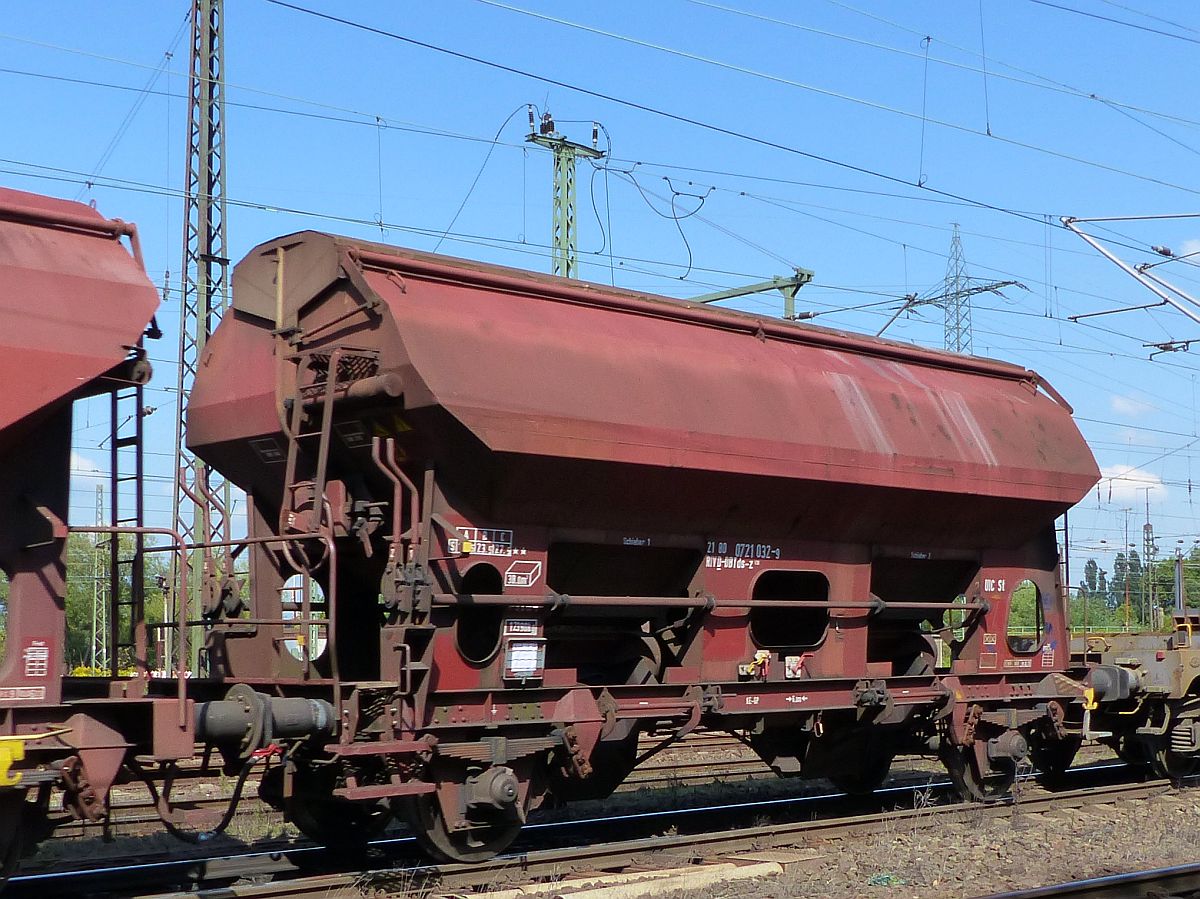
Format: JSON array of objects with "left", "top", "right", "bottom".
[
  {"left": 280, "top": 346, "right": 379, "bottom": 529},
  {"left": 108, "top": 378, "right": 147, "bottom": 679}
]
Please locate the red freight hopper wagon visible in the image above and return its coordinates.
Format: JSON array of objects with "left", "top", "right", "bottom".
[
  {"left": 186, "top": 231, "right": 1101, "bottom": 859},
  {"left": 0, "top": 189, "right": 176, "bottom": 872}
]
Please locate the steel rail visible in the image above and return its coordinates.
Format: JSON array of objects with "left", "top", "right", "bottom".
[
  {"left": 127, "top": 777, "right": 1170, "bottom": 899},
  {"left": 976, "top": 860, "right": 1200, "bottom": 898},
  {"left": 430, "top": 778, "right": 1168, "bottom": 895},
  {"left": 7, "top": 768, "right": 1158, "bottom": 899}
]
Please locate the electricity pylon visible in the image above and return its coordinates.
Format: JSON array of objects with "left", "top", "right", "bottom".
[{"left": 943, "top": 224, "right": 973, "bottom": 354}]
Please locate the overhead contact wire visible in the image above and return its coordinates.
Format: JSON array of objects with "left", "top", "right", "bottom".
[
  {"left": 258, "top": 0, "right": 1097, "bottom": 228},
  {"left": 464, "top": 0, "right": 1200, "bottom": 198}
]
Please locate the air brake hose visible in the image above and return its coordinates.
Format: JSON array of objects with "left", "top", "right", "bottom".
[{"left": 128, "top": 754, "right": 264, "bottom": 844}]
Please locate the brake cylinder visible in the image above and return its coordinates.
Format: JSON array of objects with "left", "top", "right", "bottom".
[{"left": 195, "top": 683, "right": 335, "bottom": 759}]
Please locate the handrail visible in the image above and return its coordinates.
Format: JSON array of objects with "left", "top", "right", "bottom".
[
  {"left": 71, "top": 525, "right": 189, "bottom": 727},
  {"left": 431, "top": 593, "right": 987, "bottom": 613}
]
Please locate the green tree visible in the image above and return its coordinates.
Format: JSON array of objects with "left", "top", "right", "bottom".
[
  {"left": 1185, "top": 546, "right": 1200, "bottom": 608},
  {"left": 1071, "top": 558, "right": 1124, "bottom": 630},
  {"left": 0, "top": 535, "right": 170, "bottom": 671},
  {"left": 1079, "top": 559, "right": 1098, "bottom": 599},
  {"left": 1109, "top": 550, "right": 1144, "bottom": 618},
  {"left": 1078, "top": 558, "right": 1111, "bottom": 605},
  {"left": 1007, "top": 579, "right": 1040, "bottom": 630}
]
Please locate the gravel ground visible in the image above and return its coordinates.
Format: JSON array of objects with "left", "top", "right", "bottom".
[{"left": 646, "top": 786, "right": 1200, "bottom": 899}]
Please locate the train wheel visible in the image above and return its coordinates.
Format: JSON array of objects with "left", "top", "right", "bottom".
[
  {"left": 290, "top": 796, "right": 392, "bottom": 850},
  {"left": 1149, "top": 742, "right": 1200, "bottom": 781},
  {"left": 940, "top": 743, "right": 1016, "bottom": 802},
  {"left": 827, "top": 739, "right": 895, "bottom": 796},
  {"left": 829, "top": 757, "right": 892, "bottom": 796},
  {"left": 400, "top": 790, "right": 523, "bottom": 863},
  {"left": 284, "top": 767, "right": 392, "bottom": 851},
  {"left": 1029, "top": 736, "right": 1081, "bottom": 788},
  {"left": 0, "top": 791, "right": 23, "bottom": 884},
  {"left": 1113, "top": 735, "right": 1152, "bottom": 772}
]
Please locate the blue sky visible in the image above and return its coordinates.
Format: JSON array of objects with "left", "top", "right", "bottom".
[{"left": 4, "top": 1, "right": 1200, "bottom": 593}]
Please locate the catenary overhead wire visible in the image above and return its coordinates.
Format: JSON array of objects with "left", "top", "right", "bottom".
[
  {"left": 1096, "top": 97, "right": 1200, "bottom": 159},
  {"left": 738, "top": 190, "right": 1101, "bottom": 259},
  {"left": 4, "top": 59, "right": 1179, "bottom": 264},
  {"left": 73, "top": 9, "right": 190, "bottom": 202},
  {"left": 705, "top": 0, "right": 1200, "bottom": 129},
  {"left": 0, "top": 62, "right": 1071, "bottom": 227},
  {"left": 14, "top": 23, "right": 1195, "bottom": 216},
  {"left": 260, "top": 0, "right": 1127, "bottom": 232},
  {"left": 819, "top": 0, "right": 1200, "bottom": 165},
  {"left": 2, "top": 154, "right": 955, "bottom": 309},
  {"left": 0, "top": 65, "right": 531, "bottom": 150},
  {"left": 0, "top": 30, "right": 512, "bottom": 135},
  {"left": 465, "top": 0, "right": 1200, "bottom": 198},
  {"left": 1027, "top": 0, "right": 1200, "bottom": 46},
  {"left": 432, "top": 104, "right": 526, "bottom": 253},
  {"left": 746, "top": 192, "right": 1140, "bottom": 310},
  {"left": 1094, "top": 0, "right": 1200, "bottom": 35},
  {"left": 0, "top": 157, "right": 807, "bottom": 286},
  {"left": 748, "top": 189, "right": 1192, "bottom": 323}
]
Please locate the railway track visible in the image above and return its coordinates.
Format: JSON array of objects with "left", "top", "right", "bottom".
[
  {"left": 977, "top": 862, "right": 1200, "bottom": 899},
  {"left": 6, "top": 764, "right": 1155, "bottom": 898}
]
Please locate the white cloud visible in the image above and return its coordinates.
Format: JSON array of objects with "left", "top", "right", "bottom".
[
  {"left": 70, "top": 451, "right": 103, "bottom": 473},
  {"left": 1179, "top": 238, "right": 1200, "bottom": 258},
  {"left": 1110, "top": 393, "right": 1155, "bottom": 418},
  {"left": 69, "top": 451, "right": 107, "bottom": 489},
  {"left": 1098, "top": 464, "right": 1167, "bottom": 504}
]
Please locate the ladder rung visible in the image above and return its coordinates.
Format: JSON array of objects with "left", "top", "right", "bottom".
[{"left": 114, "top": 437, "right": 139, "bottom": 448}]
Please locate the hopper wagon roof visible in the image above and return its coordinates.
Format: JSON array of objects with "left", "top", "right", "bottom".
[
  {"left": 0, "top": 188, "right": 159, "bottom": 440},
  {"left": 220, "top": 231, "right": 1100, "bottom": 507}
]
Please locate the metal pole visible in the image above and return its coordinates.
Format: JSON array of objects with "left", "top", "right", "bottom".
[
  {"left": 1062, "top": 217, "right": 1200, "bottom": 327},
  {"left": 1141, "top": 486, "right": 1155, "bottom": 629},
  {"left": 526, "top": 112, "right": 604, "bottom": 279},
  {"left": 1176, "top": 548, "right": 1185, "bottom": 614},
  {"left": 1061, "top": 510, "right": 1073, "bottom": 629},
  {"left": 1124, "top": 509, "right": 1131, "bottom": 630},
  {"left": 172, "top": 0, "right": 231, "bottom": 675},
  {"left": 91, "top": 485, "right": 106, "bottom": 671}
]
